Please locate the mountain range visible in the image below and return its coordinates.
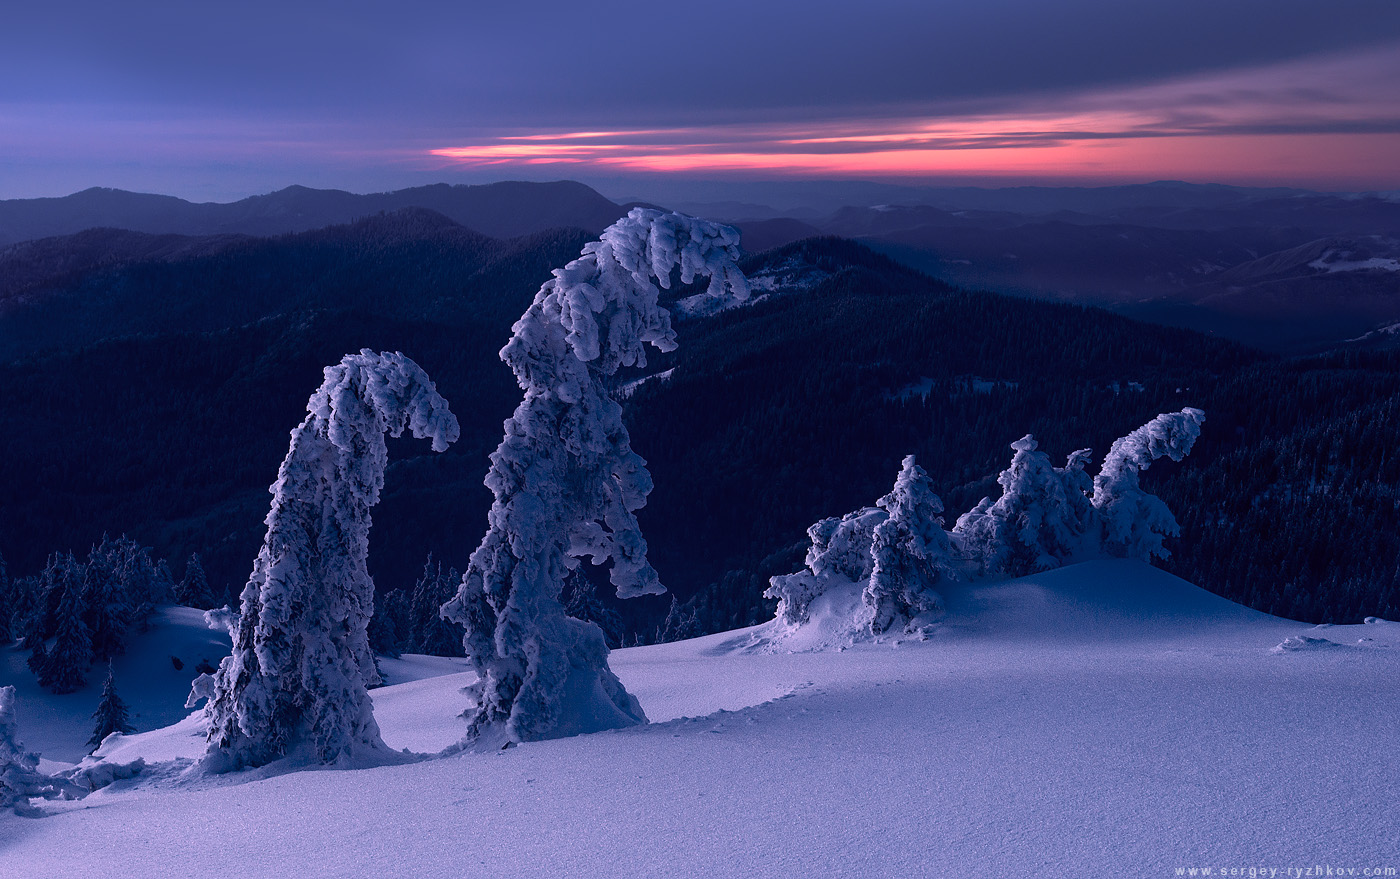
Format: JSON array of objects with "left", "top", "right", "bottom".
[{"left": 3, "top": 179, "right": 1397, "bottom": 352}]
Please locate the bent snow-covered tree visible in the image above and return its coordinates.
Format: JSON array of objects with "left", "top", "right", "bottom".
[
  {"left": 443, "top": 209, "right": 748, "bottom": 743},
  {"left": 1092, "top": 407, "right": 1206, "bottom": 560},
  {"left": 201, "top": 351, "right": 459, "bottom": 771}
]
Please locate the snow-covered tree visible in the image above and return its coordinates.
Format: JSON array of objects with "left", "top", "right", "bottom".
[
  {"left": 409, "top": 555, "right": 464, "bottom": 657},
  {"left": 766, "top": 506, "right": 887, "bottom": 625},
  {"left": 442, "top": 208, "right": 748, "bottom": 744},
  {"left": 88, "top": 665, "right": 135, "bottom": 753},
  {"left": 39, "top": 575, "right": 92, "bottom": 694},
  {"left": 1091, "top": 407, "right": 1206, "bottom": 560},
  {"left": 865, "top": 456, "right": 956, "bottom": 634},
  {"left": 82, "top": 557, "right": 130, "bottom": 663},
  {"left": 201, "top": 350, "right": 460, "bottom": 771},
  {"left": 2, "top": 687, "right": 64, "bottom": 816},
  {"left": 953, "top": 436, "right": 1099, "bottom": 577},
  {"left": 368, "top": 588, "right": 413, "bottom": 658},
  {"left": 177, "top": 553, "right": 217, "bottom": 609}
]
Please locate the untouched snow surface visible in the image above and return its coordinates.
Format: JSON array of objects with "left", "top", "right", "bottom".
[{"left": 4, "top": 561, "right": 1399, "bottom": 877}]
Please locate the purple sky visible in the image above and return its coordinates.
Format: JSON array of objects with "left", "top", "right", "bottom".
[{"left": 3, "top": 0, "right": 1399, "bottom": 201}]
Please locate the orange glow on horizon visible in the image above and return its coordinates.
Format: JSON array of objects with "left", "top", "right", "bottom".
[{"left": 428, "top": 48, "right": 1400, "bottom": 187}]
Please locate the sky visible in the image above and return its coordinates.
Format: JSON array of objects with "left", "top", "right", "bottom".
[{"left": 2, "top": 0, "right": 1399, "bottom": 202}]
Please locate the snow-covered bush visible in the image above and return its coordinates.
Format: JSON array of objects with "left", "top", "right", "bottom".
[
  {"left": 442, "top": 209, "right": 747, "bottom": 744},
  {"left": 1092, "top": 407, "right": 1206, "bottom": 560},
  {"left": 201, "top": 350, "right": 459, "bottom": 771},
  {"left": 767, "top": 455, "right": 953, "bottom": 638},
  {"left": 1, "top": 687, "right": 70, "bottom": 817},
  {"left": 766, "top": 506, "right": 887, "bottom": 625},
  {"left": 953, "top": 436, "right": 1097, "bottom": 577},
  {"left": 865, "top": 456, "right": 957, "bottom": 634}
]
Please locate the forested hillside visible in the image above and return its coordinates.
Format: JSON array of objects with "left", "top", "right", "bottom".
[
  {"left": 1, "top": 223, "right": 1395, "bottom": 641},
  {"left": 627, "top": 239, "right": 1400, "bottom": 631}
]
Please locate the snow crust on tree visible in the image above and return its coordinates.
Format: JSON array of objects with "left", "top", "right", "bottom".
[
  {"left": 1092, "top": 407, "right": 1206, "bottom": 560},
  {"left": 953, "top": 436, "right": 1099, "bottom": 577},
  {"left": 865, "top": 456, "right": 956, "bottom": 634},
  {"left": 201, "top": 350, "right": 459, "bottom": 771},
  {"left": 766, "top": 507, "right": 887, "bottom": 625},
  {"left": 766, "top": 456, "right": 953, "bottom": 642},
  {"left": 442, "top": 209, "right": 747, "bottom": 744}
]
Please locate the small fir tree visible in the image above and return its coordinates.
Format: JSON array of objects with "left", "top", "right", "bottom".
[
  {"left": 368, "top": 588, "right": 413, "bottom": 657},
  {"left": 864, "top": 455, "right": 957, "bottom": 634},
  {"left": 409, "top": 555, "right": 465, "bottom": 657},
  {"left": 88, "top": 665, "right": 135, "bottom": 753},
  {"left": 39, "top": 576, "right": 92, "bottom": 694},
  {"left": 176, "top": 553, "right": 216, "bottom": 609}
]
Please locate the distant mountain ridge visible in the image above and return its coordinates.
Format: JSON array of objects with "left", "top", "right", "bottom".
[{"left": 0, "top": 180, "right": 632, "bottom": 247}]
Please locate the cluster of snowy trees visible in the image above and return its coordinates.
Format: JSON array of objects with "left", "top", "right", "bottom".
[
  {"left": 369, "top": 554, "right": 466, "bottom": 658},
  {"left": 0, "top": 537, "right": 209, "bottom": 694},
  {"left": 190, "top": 206, "right": 748, "bottom": 768},
  {"left": 766, "top": 408, "right": 1206, "bottom": 637},
  {"left": 4, "top": 210, "right": 1215, "bottom": 793}
]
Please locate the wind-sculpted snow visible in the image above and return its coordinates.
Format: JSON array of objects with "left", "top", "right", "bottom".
[
  {"left": 200, "top": 351, "right": 459, "bottom": 771},
  {"left": 443, "top": 209, "right": 748, "bottom": 744}
]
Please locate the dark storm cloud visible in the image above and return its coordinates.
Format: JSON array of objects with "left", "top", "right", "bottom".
[{"left": 4, "top": 0, "right": 1400, "bottom": 128}]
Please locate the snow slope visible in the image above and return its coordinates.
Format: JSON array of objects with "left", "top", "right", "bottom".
[
  {"left": 0, "top": 607, "right": 231, "bottom": 767},
  {"left": 4, "top": 561, "right": 1398, "bottom": 877}
]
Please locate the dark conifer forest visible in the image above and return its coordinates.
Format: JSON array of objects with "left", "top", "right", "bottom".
[{"left": 1, "top": 216, "right": 1396, "bottom": 645}]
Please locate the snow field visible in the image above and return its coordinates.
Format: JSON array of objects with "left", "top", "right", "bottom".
[{"left": 3, "top": 561, "right": 1398, "bottom": 877}]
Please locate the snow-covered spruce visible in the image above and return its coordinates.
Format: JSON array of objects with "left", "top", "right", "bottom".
[
  {"left": 89, "top": 665, "right": 135, "bottom": 754},
  {"left": 952, "top": 436, "right": 1098, "bottom": 577},
  {"left": 176, "top": 553, "right": 217, "bottom": 610},
  {"left": 865, "top": 456, "right": 957, "bottom": 635},
  {"left": 200, "top": 351, "right": 460, "bottom": 771},
  {"left": 766, "top": 455, "right": 952, "bottom": 638},
  {"left": 1091, "top": 407, "right": 1205, "bottom": 561},
  {"left": 766, "top": 506, "right": 887, "bottom": 626},
  {"left": 1, "top": 687, "right": 71, "bottom": 817},
  {"left": 442, "top": 209, "right": 748, "bottom": 744}
]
